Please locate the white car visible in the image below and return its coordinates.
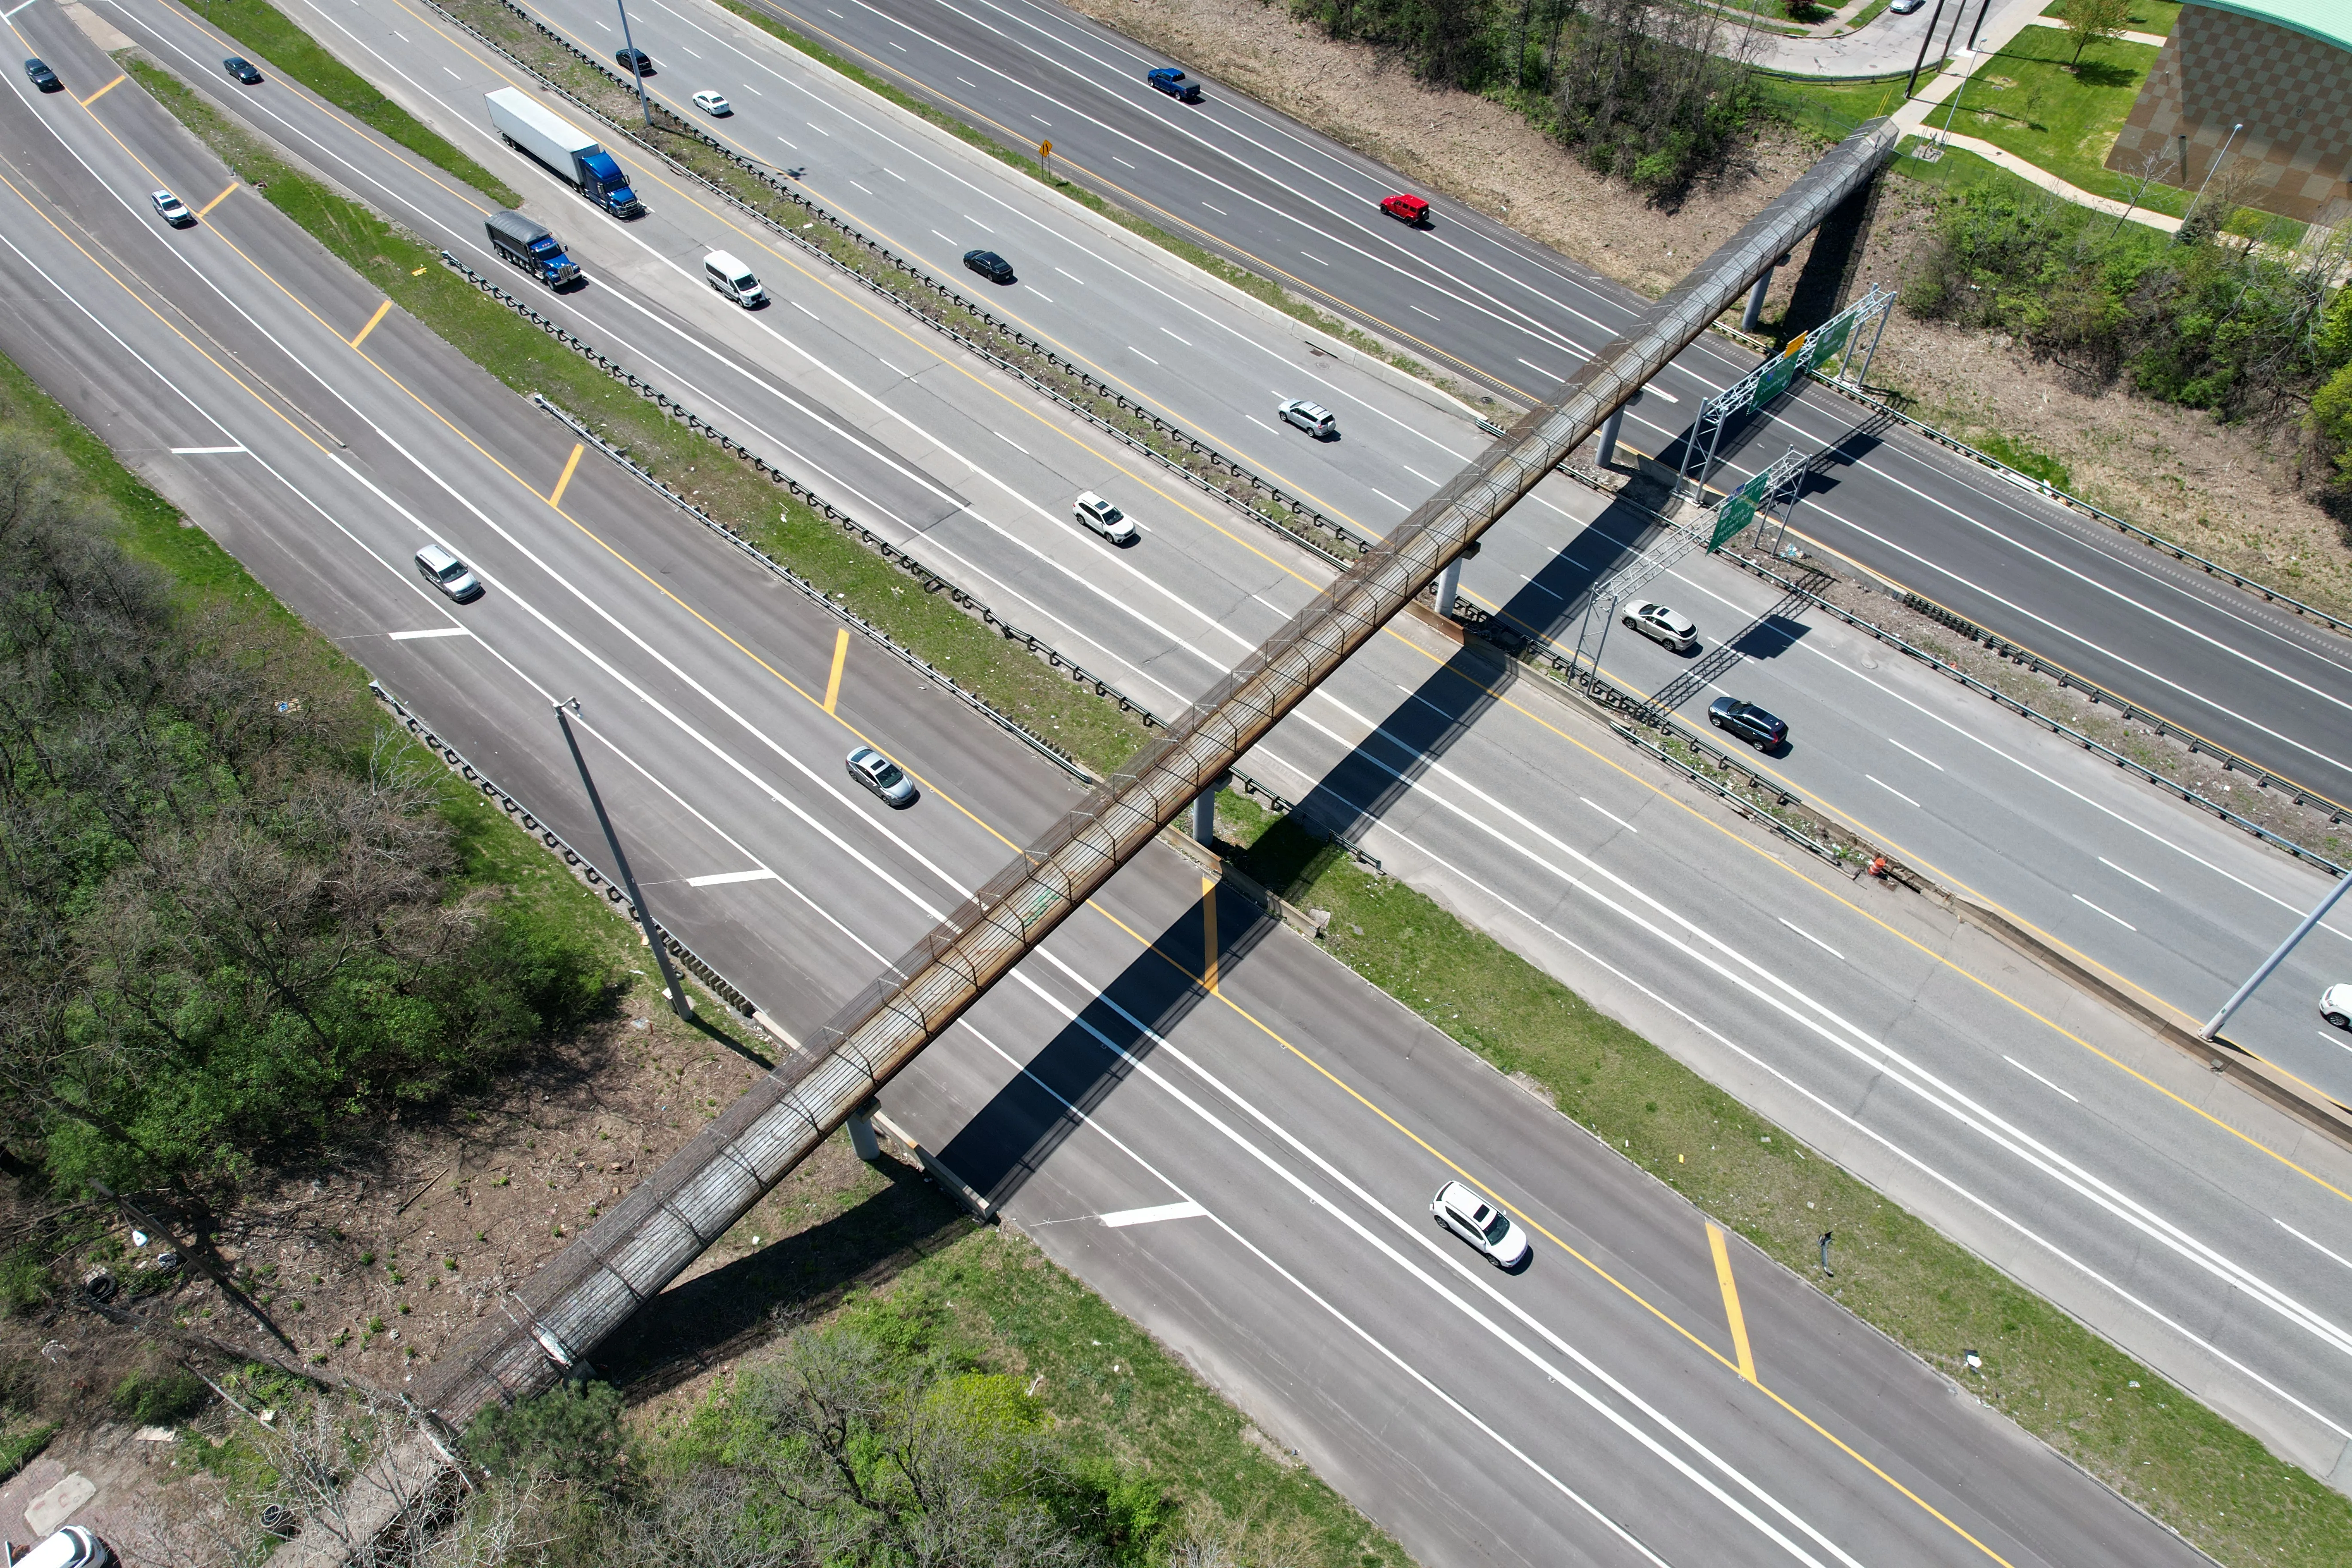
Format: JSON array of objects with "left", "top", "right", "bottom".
[
  {"left": 691, "top": 89, "right": 732, "bottom": 116},
  {"left": 1622, "top": 601, "right": 1697, "bottom": 652},
  {"left": 1073, "top": 491, "right": 1139, "bottom": 545},
  {"left": 19, "top": 1527, "right": 116, "bottom": 1568},
  {"left": 847, "top": 745, "right": 916, "bottom": 807},
  {"left": 150, "top": 188, "right": 193, "bottom": 227},
  {"left": 1430, "top": 1180, "right": 1530, "bottom": 1270},
  {"left": 1277, "top": 398, "right": 1336, "bottom": 439},
  {"left": 2323, "top": 984, "right": 2352, "bottom": 1030},
  {"left": 414, "top": 543, "right": 483, "bottom": 601}
]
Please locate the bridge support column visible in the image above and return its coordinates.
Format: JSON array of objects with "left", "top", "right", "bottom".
[
  {"left": 1596, "top": 406, "right": 1625, "bottom": 467},
  {"left": 847, "top": 1101, "right": 881, "bottom": 1161},
  {"left": 1741, "top": 271, "right": 1773, "bottom": 333},
  {"left": 1433, "top": 556, "right": 1464, "bottom": 618},
  {"left": 1190, "top": 777, "right": 1230, "bottom": 847}
]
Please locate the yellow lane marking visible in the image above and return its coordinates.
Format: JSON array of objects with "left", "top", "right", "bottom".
[
  {"left": 1201, "top": 876, "right": 1219, "bottom": 992},
  {"left": 195, "top": 181, "right": 239, "bottom": 217},
  {"left": 822, "top": 626, "right": 849, "bottom": 714},
  {"left": 79, "top": 73, "right": 125, "bottom": 107},
  {"left": 1709, "top": 1223, "right": 1758, "bottom": 1384},
  {"left": 548, "top": 441, "right": 584, "bottom": 508},
  {"left": 347, "top": 298, "right": 392, "bottom": 349}
]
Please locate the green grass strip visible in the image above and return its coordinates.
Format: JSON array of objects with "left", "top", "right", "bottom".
[
  {"left": 125, "top": 55, "right": 1149, "bottom": 781},
  {"left": 171, "top": 0, "right": 521, "bottom": 206},
  {"left": 1218, "top": 801, "right": 2352, "bottom": 1568}
]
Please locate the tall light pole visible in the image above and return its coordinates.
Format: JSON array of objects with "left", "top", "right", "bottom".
[
  {"left": 2187, "top": 121, "right": 2244, "bottom": 227},
  {"left": 614, "top": 0, "right": 652, "bottom": 127},
  {"left": 2203, "top": 872, "right": 2350, "bottom": 1041},
  {"left": 1905, "top": 0, "right": 1951, "bottom": 98},
  {"left": 556, "top": 698, "right": 692, "bottom": 1019}
]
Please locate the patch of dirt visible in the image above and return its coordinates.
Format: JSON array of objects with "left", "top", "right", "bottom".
[{"left": 1070, "top": 0, "right": 2352, "bottom": 617}]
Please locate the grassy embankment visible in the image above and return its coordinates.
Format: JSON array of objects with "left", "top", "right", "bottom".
[{"left": 122, "top": 37, "right": 2352, "bottom": 1568}]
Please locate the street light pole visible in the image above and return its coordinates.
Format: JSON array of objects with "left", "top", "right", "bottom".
[
  {"left": 2187, "top": 121, "right": 2243, "bottom": 222},
  {"left": 614, "top": 0, "right": 652, "bottom": 127},
  {"left": 2202, "top": 871, "right": 2351, "bottom": 1041},
  {"left": 1905, "top": 0, "right": 1951, "bottom": 98},
  {"left": 556, "top": 698, "right": 692, "bottom": 1019}
]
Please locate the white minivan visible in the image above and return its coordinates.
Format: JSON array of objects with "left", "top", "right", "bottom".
[{"left": 703, "top": 250, "right": 766, "bottom": 308}]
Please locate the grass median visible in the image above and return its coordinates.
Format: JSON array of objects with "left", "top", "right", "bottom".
[
  {"left": 1215, "top": 794, "right": 2352, "bottom": 1568},
  {"left": 175, "top": 0, "right": 521, "bottom": 205},
  {"left": 125, "top": 52, "right": 1151, "bottom": 777}
]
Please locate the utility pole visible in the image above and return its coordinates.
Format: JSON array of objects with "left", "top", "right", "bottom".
[
  {"left": 2187, "top": 121, "right": 2243, "bottom": 223},
  {"left": 2202, "top": 871, "right": 2350, "bottom": 1041},
  {"left": 1905, "top": 0, "right": 1951, "bottom": 98},
  {"left": 556, "top": 698, "right": 692, "bottom": 1019},
  {"left": 1964, "top": 0, "right": 1994, "bottom": 50},
  {"left": 615, "top": 0, "right": 652, "bottom": 127}
]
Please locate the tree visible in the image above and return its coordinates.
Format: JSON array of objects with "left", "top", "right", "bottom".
[{"left": 2060, "top": 0, "right": 2133, "bottom": 67}]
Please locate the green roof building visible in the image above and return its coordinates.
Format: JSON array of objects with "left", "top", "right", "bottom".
[{"left": 2105, "top": 0, "right": 2352, "bottom": 225}]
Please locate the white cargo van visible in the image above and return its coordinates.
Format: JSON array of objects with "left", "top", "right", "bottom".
[{"left": 703, "top": 251, "right": 766, "bottom": 308}]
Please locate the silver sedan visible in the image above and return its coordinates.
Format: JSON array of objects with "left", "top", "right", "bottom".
[{"left": 846, "top": 745, "right": 917, "bottom": 808}]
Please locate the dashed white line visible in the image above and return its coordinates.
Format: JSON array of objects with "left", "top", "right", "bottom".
[
  {"left": 2003, "top": 1056, "right": 2079, "bottom": 1103},
  {"left": 387, "top": 627, "right": 469, "bottom": 641},
  {"left": 1055, "top": 266, "right": 1086, "bottom": 283},
  {"left": 777, "top": 136, "right": 797, "bottom": 150},
  {"left": 1031, "top": 115, "right": 1051, "bottom": 126},
  {"left": 1580, "top": 796, "right": 1638, "bottom": 835},
  {"left": 1866, "top": 774, "right": 1920, "bottom": 808},
  {"left": 956, "top": 76, "right": 977, "bottom": 87},
  {"left": 1369, "top": 487, "right": 1407, "bottom": 509},
  {"left": 686, "top": 868, "right": 780, "bottom": 888},
  {"left": 1029, "top": 287, "right": 1053, "bottom": 302},
  {"left": 2278, "top": 1219, "right": 2352, "bottom": 1274},
  {"left": 884, "top": 167, "right": 905, "bottom": 180},
  {"left": 791, "top": 300, "right": 819, "bottom": 319},
  {"left": 849, "top": 180, "right": 873, "bottom": 194},
  {"left": 1246, "top": 414, "right": 1277, "bottom": 433},
  {"left": 1402, "top": 464, "right": 1435, "bottom": 484},
  {"left": 2072, "top": 893, "right": 2138, "bottom": 931},
  {"left": 805, "top": 121, "right": 830, "bottom": 136},
  {"left": 1775, "top": 917, "right": 1844, "bottom": 962},
  {"left": 1128, "top": 346, "right": 1159, "bottom": 364},
  {"left": 1643, "top": 385, "right": 1679, "bottom": 404},
  {"left": 1886, "top": 736, "right": 1943, "bottom": 770},
  {"left": 2098, "top": 856, "right": 2161, "bottom": 893},
  {"left": 1411, "top": 303, "right": 1440, "bottom": 319},
  {"left": 1203, "top": 201, "right": 1228, "bottom": 215},
  {"left": 931, "top": 229, "right": 956, "bottom": 244},
  {"left": 442, "top": 66, "right": 460, "bottom": 79},
  {"left": 1518, "top": 356, "right": 1552, "bottom": 374},
  {"left": 169, "top": 444, "right": 245, "bottom": 454},
  {"left": 1302, "top": 251, "right": 1329, "bottom": 265},
  {"left": 1113, "top": 155, "right": 1136, "bottom": 168},
  {"left": 876, "top": 358, "right": 905, "bottom": 378},
  {"left": 963, "top": 214, "right": 992, "bottom": 231},
  {"left": 1161, "top": 327, "right": 1191, "bottom": 345},
  {"left": 996, "top": 432, "right": 1029, "bottom": 455},
  {"left": 1100, "top": 1200, "right": 1207, "bottom": 1228}
]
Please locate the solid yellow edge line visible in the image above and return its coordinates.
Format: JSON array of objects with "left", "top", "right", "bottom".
[
  {"left": 79, "top": 73, "right": 125, "bottom": 107},
  {"left": 195, "top": 180, "right": 239, "bottom": 217},
  {"left": 347, "top": 298, "right": 393, "bottom": 349},
  {"left": 1709, "top": 1222, "right": 1758, "bottom": 1384},
  {"left": 822, "top": 626, "right": 849, "bottom": 714},
  {"left": 548, "top": 441, "right": 585, "bottom": 509}
]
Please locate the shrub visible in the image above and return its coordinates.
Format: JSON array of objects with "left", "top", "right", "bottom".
[{"left": 113, "top": 1367, "right": 210, "bottom": 1427}]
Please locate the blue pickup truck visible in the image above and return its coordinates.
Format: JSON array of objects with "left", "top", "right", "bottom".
[{"left": 1146, "top": 66, "right": 1202, "bottom": 103}]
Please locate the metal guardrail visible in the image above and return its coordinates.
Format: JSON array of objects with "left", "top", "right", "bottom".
[
  {"left": 370, "top": 683, "right": 770, "bottom": 1020},
  {"left": 1699, "top": 320, "right": 2352, "bottom": 641},
  {"left": 435, "top": 0, "right": 1373, "bottom": 570}
]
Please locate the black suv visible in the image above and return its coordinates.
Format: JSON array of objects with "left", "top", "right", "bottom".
[
  {"left": 222, "top": 56, "right": 262, "bottom": 84},
  {"left": 615, "top": 47, "right": 653, "bottom": 75},
  {"left": 962, "top": 248, "right": 1015, "bottom": 284},
  {"left": 1708, "top": 696, "right": 1787, "bottom": 753},
  {"left": 25, "top": 58, "right": 61, "bottom": 92}
]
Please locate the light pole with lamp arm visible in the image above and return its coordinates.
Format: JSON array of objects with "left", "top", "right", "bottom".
[
  {"left": 556, "top": 697, "right": 692, "bottom": 1019},
  {"left": 614, "top": 0, "right": 652, "bottom": 126}
]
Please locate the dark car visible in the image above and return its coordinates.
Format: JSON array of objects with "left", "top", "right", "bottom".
[
  {"left": 25, "top": 58, "right": 61, "bottom": 92},
  {"left": 1145, "top": 67, "right": 1202, "bottom": 103},
  {"left": 963, "top": 248, "right": 1015, "bottom": 284},
  {"left": 222, "top": 55, "right": 262, "bottom": 84},
  {"left": 1708, "top": 696, "right": 1787, "bottom": 753},
  {"left": 615, "top": 46, "right": 653, "bottom": 76}
]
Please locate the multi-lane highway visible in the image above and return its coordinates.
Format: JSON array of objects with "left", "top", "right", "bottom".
[
  {"left": 0, "top": 11, "right": 2228, "bottom": 1562},
  {"left": 726, "top": 0, "right": 2352, "bottom": 818},
  {"left": 33, "top": 0, "right": 2352, "bottom": 1497}
]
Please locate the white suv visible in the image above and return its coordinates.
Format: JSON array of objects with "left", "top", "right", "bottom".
[
  {"left": 2323, "top": 984, "right": 2352, "bottom": 1030},
  {"left": 1277, "top": 398, "right": 1337, "bottom": 439},
  {"left": 1074, "top": 492, "right": 1139, "bottom": 545},
  {"left": 414, "top": 543, "right": 483, "bottom": 601},
  {"left": 1430, "top": 1180, "right": 1530, "bottom": 1269},
  {"left": 1623, "top": 601, "right": 1697, "bottom": 652}
]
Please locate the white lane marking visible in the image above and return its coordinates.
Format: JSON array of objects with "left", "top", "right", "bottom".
[
  {"left": 2072, "top": 893, "right": 2138, "bottom": 932},
  {"left": 1642, "top": 384, "right": 1678, "bottom": 404},
  {"left": 1369, "top": 487, "right": 1406, "bottom": 509},
  {"left": 681, "top": 46, "right": 702, "bottom": 56},
  {"left": 1246, "top": 414, "right": 1277, "bottom": 433},
  {"left": 931, "top": 229, "right": 956, "bottom": 243},
  {"left": 2319, "top": 1030, "right": 2352, "bottom": 1056},
  {"left": 957, "top": 75, "right": 977, "bottom": 86},
  {"left": 876, "top": 358, "right": 904, "bottom": 377},
  {"left": 1, "top": 0, "right": 37, "bottom": 13},
  {"left": 1113, "top": 154, "right": 1135, "bottom": 167},
  {"left": 2003, "top": 1056, "right": 2079, "bottom": 1103},
  {"left": 1865, "top": 774, "right": 1919, "bottom": 808},
  {"left": 1411, "top": 303, "right": 1439, "bottom": 319},
  {"left": 778, "top": 135, "right": 797, "bottom": 149},
  {"left": 1030, "top": 114, "right": 1049, "bottom": 125},
  {"left": 849, "top": 179, "right": 873, "bottom": 193},
  {"left": 388, "top": 627, "right": 471, "bottom": 640},
  {"left": 2098, "top": 856, "right": 2161, "bottom": 893},
  {"left": 885, "top": 166, "right": 903, "bottom": 179},
  {"left": 686, "top": 868, "right": 781, "bottom": 888},
  {"left": 591, "top": 18, "right": 608, "bottom": 28},
  {"left": 996, "top": 431, "right": 1028, "bottom": 454},
  {"left": 443, "top": 66, "right": 460, "bottom": 79},
  {"left": 1580, "top": 796, "right": 1638, "bottom": 835},
  {"left": 1099, "top": 1200, "right": 1207, "bottom": 1227},
  {"left": 2279, "top": 1219, "right": 2352, "bottom": 1274},
  {"left": 1302, "top": 250, "right": 1328, "bottom": 265},
  {"left": 1127, "top": 345, "right": 1158, "bottom": 364},
  {"left": 791, "top": 300, "right": 819, "bottom": 318},
  {"left": 962, "top": 214, "right": 992, "bottom": 231},
  {"left": 1055, "top": 265, "right": 1085, "bottom": 283},
  {"left": 1160, "top": 326, "right": 1191, "bottom": 345},
  {"left": 1776, "top": 917, "right": 1844, "bottom": 963},
  {"left": 1202, "top": 201, "right": 1227, "bottom": 215},
  {"left": 170, "top": 444, "right": 246, "bottom": 453},
  {"left": 1885, "top": 736, "right": 1942, "bottom": 770},
  {"left": 959, "top": 1023, "right": 1671, "bottom": 1565},
  {"left": 1028, "top": 286, "right": 1052, "bottom": 302},
  {"left": 1517, "top": 356, "right": 1552, "bottom": 374},
  {"left": 1402, "top": 464, "right": 1435, "bottom": 485},
  {"left": 805, "top": 120, "right": 830, "bottom": 135}
]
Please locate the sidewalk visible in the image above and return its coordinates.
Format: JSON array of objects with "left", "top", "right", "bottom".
[{"left": 1755, "top": 0, "right": 2042, "bottom": 77}]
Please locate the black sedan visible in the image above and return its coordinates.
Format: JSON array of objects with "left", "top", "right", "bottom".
[
  {"left": 222, "top": 55, "right": 262, "bottom": 84},
  {"left": 962, "top": 248, "right": 1015, "bottom": 284},
  {"left": 1708, "top": 696, "right": 1788, "bottom": 753},
  {"left": 25, "top": 58, "right": 61, "bottom": 92},
  {"left": 616, "top": 46, "right": 653, "bottom": 75}
]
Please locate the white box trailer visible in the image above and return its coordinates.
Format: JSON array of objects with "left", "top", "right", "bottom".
[{"left": 484, "top": 88, "right": 642, "bottom": 218}]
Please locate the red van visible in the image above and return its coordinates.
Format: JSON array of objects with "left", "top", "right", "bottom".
[{"left": 1379, "top": 193, "right": 1429, "bottom": 225}]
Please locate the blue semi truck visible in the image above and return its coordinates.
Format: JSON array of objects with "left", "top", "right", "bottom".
[
  {"left": 484, "top": 210, "right": 581, "bottom": 288},
  {"left": 486, "top": 87, "right": 643, "bottom": 219}
]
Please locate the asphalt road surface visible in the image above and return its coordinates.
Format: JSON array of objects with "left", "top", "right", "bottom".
[
  {"left": 48, "top": 0, "right": 2352, "bottom": 1490},
  {"left": 0, "top": 18, "right": 2228, "bottom": 1563}
]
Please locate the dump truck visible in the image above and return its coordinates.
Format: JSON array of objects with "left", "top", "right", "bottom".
[
  {"left": 485, "top": 87, "right": 643, "bottom": 218},
  {"left": 484, "top": 210, "right": 581, "bottom": 288}
]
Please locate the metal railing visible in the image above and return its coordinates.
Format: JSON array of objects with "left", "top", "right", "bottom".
[{"left": 415, "top": 116, "right": 1901, "bottom": 1424}]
